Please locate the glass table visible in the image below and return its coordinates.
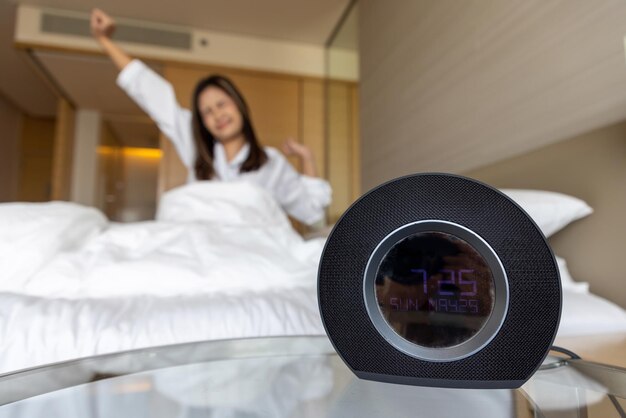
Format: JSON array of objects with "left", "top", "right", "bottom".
[{"left": 0, "top": 336, "right": 624, "bottom": 417}]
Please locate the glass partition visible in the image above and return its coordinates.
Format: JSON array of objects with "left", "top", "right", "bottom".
[{"left": 325, "top": 1, "right": 360, "bottom": 223}]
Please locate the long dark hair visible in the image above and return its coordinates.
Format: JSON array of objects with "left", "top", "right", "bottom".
[{"left": 191, "top": 75, "right": 268, "bottom": 180}]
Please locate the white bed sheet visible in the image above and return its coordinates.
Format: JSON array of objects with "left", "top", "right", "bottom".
[{"left": 0, "top": 280, "right": 323, "bottom": 374}]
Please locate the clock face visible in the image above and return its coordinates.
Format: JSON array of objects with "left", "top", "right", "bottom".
[{"left": 374, "top": 231, "right": 496, "bottom": 349}]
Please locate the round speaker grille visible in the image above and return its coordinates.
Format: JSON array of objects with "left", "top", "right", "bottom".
[{"left": 318, "top": 173, "right": 561, "bottom": 388}]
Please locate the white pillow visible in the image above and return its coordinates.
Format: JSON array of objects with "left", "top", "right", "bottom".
[
  {"left": 555, "top": 255, "right": 589, "bottom": 293},
  {"left": 0, "top": 202, "right": 107, "bottom": 284},
  {"left": 558, "top": 290, "right": 626, "bottom": 336},
  {"left": 500, "top": 189, "right": 593, "bottom": 237}
]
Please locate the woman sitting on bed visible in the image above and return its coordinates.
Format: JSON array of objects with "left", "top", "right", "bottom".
[{"left": 90, "top": 9, "right": 331, "bottom": 227}]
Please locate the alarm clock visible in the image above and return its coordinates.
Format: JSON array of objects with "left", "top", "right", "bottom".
[{"left": 318, "top": 173, "right": 561, "bottom": 389}]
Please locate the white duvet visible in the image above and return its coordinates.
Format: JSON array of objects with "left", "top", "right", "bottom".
[
  {"left": 0, "top": 182, "right": 624, "bottom": 375},
  {"left": 0, "top": 182, "right": 325, "bottom": 374}
]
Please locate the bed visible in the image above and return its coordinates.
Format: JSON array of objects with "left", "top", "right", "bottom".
[{"left": 0, "top": 182, "right": 624, "bottom": 375}]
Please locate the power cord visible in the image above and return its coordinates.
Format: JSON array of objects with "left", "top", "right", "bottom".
[
  {"left": 550, "top": 345, "right": 581, "bottom": 360},
  {"left": 542, "top": 346, "right": 625, "bottom": 418}
]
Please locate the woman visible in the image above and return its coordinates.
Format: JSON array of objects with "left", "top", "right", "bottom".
[{"left": 90, "top": 9, "right": 331, "bottom": 226}]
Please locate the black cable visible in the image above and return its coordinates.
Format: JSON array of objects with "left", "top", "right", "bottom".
[
  {"left": 609, "top": 394, "right": 626, "bottom": 418},
  {"left": 538, "top": 345, "right": 580, "bottom": 370},
  {"left": 543, "top": 346, "right": 626, "bottom": 418},
  {"left": 550, "top": 345, "right": 581, "bottom": 360}
]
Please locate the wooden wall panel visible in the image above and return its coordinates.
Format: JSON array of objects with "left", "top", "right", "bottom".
[
  {"left": 327, "top": 81, "right": 352, "bottom": 222},
  {"left": 18, "top": 115, "right": 55, "bottom": 201},
  {"left": 51, "top": 98, "right": 74, "bottom": 201},
  {"left": 301, "top": 79, "right": 326, "bottom": 179},
  {"left": 326, "top": 82, "right": 361, "bottom": 222},
  {"left": 350, "top": 85, "right": 361, "bottom": 201},
  {"left": 227, "top": 75, "right": 300, "bottom": 151},
  {"left": 0, "top": 94, "right": 22, "bottom": 202}
]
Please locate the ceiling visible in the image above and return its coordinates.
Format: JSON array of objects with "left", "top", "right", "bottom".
[
  {"left": 106, "top": 117, "right": 160, "bottom": 148},
  {"left": 33, "top": 50, "right": 163, "bottom": 146},
  {"left": 33, "top": 50, "right": 158, "bottom": 117},
  {"left": 0, "top": 1, "right": 57, "bottom": 116},
  {"left": 11, "top": 0, "right": 351, "bottom": 45},
  {"left": 0, "top": 0, "right": 351, "bottom": 144},
  {"left": 328, "top": 2, "right": 358, "bottom": 51}
]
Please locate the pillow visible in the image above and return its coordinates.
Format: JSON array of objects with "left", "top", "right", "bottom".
[
  {"left": 0, "top": 202, "right": 107, "bottom": 284},
  {"left": 500, "top": 189, "right": 593, "bottom": 237},
  {"left": 558, "top": 290, "right": 626, "bottom": 336},
  {"left": 555, "top": 255, "right": 589, "bottom": 293}
]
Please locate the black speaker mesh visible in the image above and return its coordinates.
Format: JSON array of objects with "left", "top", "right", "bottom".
[{"left": 318, "top": 174, "right": 561, "bottom": 383}]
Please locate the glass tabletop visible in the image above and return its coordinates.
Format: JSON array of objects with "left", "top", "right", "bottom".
[{"left": 0, "top": 336, "right": 624, "bottom": 417}]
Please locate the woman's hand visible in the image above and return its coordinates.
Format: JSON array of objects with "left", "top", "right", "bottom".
[
  {"left": 89, "top": 9, "right": 132, "bottom": 71},
  {"left": 90, "top": 9, "right": 115, "bottom": 39},
  {"left": 282, "top": 138, "right": 318, "bottom": 177},
  {"left": 282, "top": 138, "right": 313, "bottom": 160}
]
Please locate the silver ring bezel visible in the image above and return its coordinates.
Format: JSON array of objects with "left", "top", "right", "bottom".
[{"left": 363, "top": 220, "right": 509, "bottom": 362}]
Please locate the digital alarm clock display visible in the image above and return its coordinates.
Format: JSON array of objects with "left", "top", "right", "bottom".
[{"left": 375, "top": 231, "right": 495, "bottom": 349}]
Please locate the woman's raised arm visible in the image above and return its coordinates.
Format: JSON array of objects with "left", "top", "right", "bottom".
[
  {"left": 91, "top": 9, "right": 132, "bottom": 71},
  {"left": 89, "top": 9, "right": 196, "bottom": 171}
]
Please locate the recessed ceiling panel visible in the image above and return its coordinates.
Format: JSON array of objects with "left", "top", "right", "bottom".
[
  {"left": 0, "top": 2, "right": 57, "bottom": 116},
  {"left": 34, "top": 50, "right": 161, "bottom": 116},
  {"left": 107, "top": 118, "right": 160, "bottom": 149}
]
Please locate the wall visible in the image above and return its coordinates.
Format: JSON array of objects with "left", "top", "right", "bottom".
[
  {"left": 358, "top": 0, "right": 626, "bottom": 191},
  {"left": 0, "top": 95, "right": 55, "bottom": 203},
  {"left": 70, "top": 109, "right": 100, "bottom": 206},
  {"left": 0, "top": 94, "right": 22, "bottom": 202},
  {"left": 465, "top": 121, "right": 626, "bottom": 308}
]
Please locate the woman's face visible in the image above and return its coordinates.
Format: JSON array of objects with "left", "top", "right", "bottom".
[{"left": 198, "top": 86, "right": 244, "bottom": 142}]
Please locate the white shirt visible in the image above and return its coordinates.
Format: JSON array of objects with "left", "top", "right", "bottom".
[{"left": 117, "top": 59, "right": 332, "bottom": 225}]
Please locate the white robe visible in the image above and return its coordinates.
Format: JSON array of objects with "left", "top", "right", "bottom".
[{"left": 117, "top": 59, "right": 332, "bottom": 225}]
